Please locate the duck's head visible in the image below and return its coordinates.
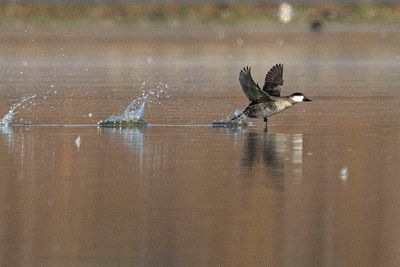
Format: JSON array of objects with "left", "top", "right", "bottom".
[{"left": 289, "top": 92, "right": 312, "bottom": 103}]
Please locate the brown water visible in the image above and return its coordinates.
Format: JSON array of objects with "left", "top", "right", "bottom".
[{"left": 0, "top": 27, "right": 400, "bottom": 266}]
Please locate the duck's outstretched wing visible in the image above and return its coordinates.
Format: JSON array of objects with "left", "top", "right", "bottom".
[
  {"left": 262, "top": 64, "right": 284, "bottom": 97},
  {"left": 239, "top": 66, "right": 271, "bottom": 102}
]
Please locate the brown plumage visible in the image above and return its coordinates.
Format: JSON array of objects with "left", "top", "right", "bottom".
[{"left": 263, "top": 64, "right": 284, "bottom": 97}]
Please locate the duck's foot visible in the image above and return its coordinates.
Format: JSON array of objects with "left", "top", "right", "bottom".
[{"left": 263, "top": 118, "right": 269, "bottom": 130}]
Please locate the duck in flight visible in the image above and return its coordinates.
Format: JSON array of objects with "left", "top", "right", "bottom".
[{"left": 233, "top": 64, "right": 311, "bottom": 125}]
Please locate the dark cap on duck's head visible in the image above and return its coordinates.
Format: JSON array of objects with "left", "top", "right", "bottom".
[{"left": 289, "top": 92, "right": 312, "bottom": 102}]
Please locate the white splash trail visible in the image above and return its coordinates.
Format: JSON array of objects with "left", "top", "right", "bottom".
[
  {"left": 98, "top": 86, "right": 168, "bottom": 127},
  {"left": 0, "top": 95, "right": 36, "bottom": 126}
]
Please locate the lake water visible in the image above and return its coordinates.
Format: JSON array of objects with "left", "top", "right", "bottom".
[{"left": 0, "top": 26, "right": 399, "bottom": 266}]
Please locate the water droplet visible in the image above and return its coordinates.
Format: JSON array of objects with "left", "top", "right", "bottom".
[
  {"left": 340, "top": 167, "right": 348, "bottom": 182},
  {"left": 75, "top": 136, "right": 81, "bottom": 149}
]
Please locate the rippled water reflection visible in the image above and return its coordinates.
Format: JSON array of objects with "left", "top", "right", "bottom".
[{"left": 0, "top": 28, "right": 399, "bottom": 266}]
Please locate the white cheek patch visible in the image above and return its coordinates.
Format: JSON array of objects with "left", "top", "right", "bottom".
[{"left": 291, "top": 95, "right": 304, "bottom": 102}]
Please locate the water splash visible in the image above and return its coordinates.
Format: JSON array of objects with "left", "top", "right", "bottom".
[
  {"left": 212, "top": 108, "right": 247, "bottom": 127},
  {"left": 98, "top": 83, "right": 168, "bottom": 128},
  {"left": 0, "top": 95, "right": 36, "bottom": 126}
]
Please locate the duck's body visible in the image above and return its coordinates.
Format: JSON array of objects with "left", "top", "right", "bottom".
[
  {"left": 236, "top": 64, "right": 311, "bottom": 124},
  {"left": 243, "top": 97, "right": 294, "bottom": 119}
]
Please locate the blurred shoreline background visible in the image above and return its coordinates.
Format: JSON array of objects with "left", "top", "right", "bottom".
[
  {"left": 1, "top": 1, "right": 399, "bottom": 31},
  {"left": 1, "top": 2, "right": 400, "bottom": 267}
]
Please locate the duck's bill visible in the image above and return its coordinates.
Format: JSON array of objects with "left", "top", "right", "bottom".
[{"left": 303, "top": 97, "right": 312, "bottom": 102}]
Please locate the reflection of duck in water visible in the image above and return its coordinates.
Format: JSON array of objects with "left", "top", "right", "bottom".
[
  {"left": 242, "top": 132, "right": 286, "bottom": 190},
  {"left": 241, "top": 132, "right": 304, "bottom": 190},
  {"left": 233, "top": 64, "right": 311, "bottom": 126}
]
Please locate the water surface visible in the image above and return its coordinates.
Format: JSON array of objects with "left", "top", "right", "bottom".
[{"left": 0, "top": 28, "right": 399, "bottom": 266}]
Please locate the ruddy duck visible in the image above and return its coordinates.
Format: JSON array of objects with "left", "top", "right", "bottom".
[{"left": 234, "top": 64, "right": 311, "bottom": 125}]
